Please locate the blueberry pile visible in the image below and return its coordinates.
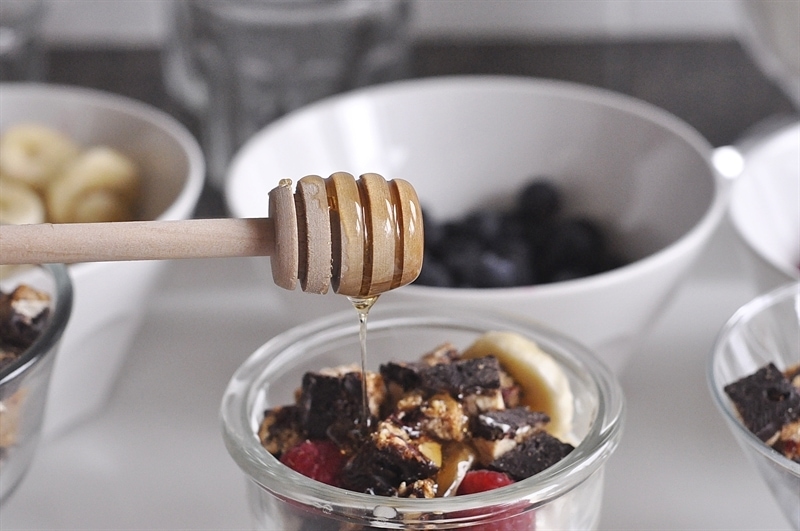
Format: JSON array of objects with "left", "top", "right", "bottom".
[{"left": 415, "top": 178, "right": 626, "bottom": 289}]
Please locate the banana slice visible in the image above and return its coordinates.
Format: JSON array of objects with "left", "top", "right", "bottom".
[
  {"left": 462, "top": 331, "right": 574, "bottom": 440},
  {"left": 0, "top": 177, "right": 46, "bottom": 225},
  {"left": 0, "top": 124, "right": 80, "bottom": 190},
  {"left": 46, "top": 146, "right": 139, "bottom": 223}
]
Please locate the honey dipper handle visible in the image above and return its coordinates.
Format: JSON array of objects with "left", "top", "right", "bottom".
[{"left": 0, "top": 218, "right": 275, "bottom": 265}]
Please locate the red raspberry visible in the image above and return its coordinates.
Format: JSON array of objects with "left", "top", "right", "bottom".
[
  {"left": 279, "top": 439, "right": 345, "bottom": 487},
  {"left": 457, "top": 470, "right": 535, "bottom": 531},
  {"left": 457, "top": 469, "right": 515, "bottom": 495}
]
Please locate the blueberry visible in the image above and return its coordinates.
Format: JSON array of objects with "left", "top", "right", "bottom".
[
  {"left": 415, "top": 253, "right": 454, "bottom": 287},
  {"left": 474, "top": 251, "right": 522, "bottom": 288},
  {"left": 463, "top": 210, "right": 505, "bottom": 244},
  {"left": 439, "top": 235, "right": 485, "bottom": 287},
  {"left": 421, "top": 206, "right": 446, "bottom": 250},
  {"left": 539, "top": 218, "right": 606, "bottom": 282},
  {"left": 517, "top": 179, "right": 561, "bottom": 224}
]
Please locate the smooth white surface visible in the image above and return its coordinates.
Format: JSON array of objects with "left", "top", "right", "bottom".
[
  {"left": 226, "top": 76, "right": 728, "bottom": 373},
  {"left": 0, "top": 221, "right": 793, "bottom": 529},
  {"left": 729, "top": 121, "right": 800, "bottom": 291},
  {"left": 0, "top": 83, "right": 206, "bottom": 437}
]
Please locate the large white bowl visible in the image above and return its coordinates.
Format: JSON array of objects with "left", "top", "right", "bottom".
[
  {"left": 226, "top": 76, "right": 727, "bottom": 371},
  {"left": 0, "top": 83, "right": 205, "bottom": 437},
  {"left": 729, "top": 121, "right": 800, "bottom": 293}
]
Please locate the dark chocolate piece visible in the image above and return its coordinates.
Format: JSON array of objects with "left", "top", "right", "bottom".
[
  {"left": 298, "top": 370, "right": 367, "bottom": 440},
  {"left": 488, "top": 431, "right": 574, "bottom": 480},
  {"left": 419, "top": 356, "right": 502, "bottom": 398},
  {"left": 380, "top": 361, "right": 424, "bottom": 393},
  {"left": 724, "top": 363, "right": 800, "bottom": 442},
  {"left": 340, "top": 421, "right": 439, "bottom": 496},
  {"left": 472, "top": 407, "right": 549, "bottom": 441}
]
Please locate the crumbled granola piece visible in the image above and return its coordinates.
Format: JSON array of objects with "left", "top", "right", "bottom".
[
  {"left": 258, "top": 405, "right": 303, "bottom": 457},
  {"left": 398, "top": 478, "right": 437, "bottom": 498}
]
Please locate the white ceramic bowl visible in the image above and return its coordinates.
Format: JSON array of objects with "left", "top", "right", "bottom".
[
  {"left": 225, "top": 76, "right": 727, "bottom": 371},
  {"left": 0, "top": 83, "right": 205, "bottom": 437},
  {"left": 729, "top": 121, "right": 800, "bottom": 293}
]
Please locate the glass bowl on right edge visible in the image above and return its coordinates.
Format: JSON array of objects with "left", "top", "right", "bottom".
[
  {"left": 222, "top": 304, "right": 625, "bottom": 530},
  {"left": 708, "top": 282, "right": 800, "bottom": 529}
]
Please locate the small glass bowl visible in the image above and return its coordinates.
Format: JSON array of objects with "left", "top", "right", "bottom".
[
  {"left": 222, "top": 304, "right": 625, "bottom": 530},
  {"left": 708, "top": 282, "right": 800, "bottom": 529},
  {"left": 0, "top": 264, "right": 73, "bottom": 502}
]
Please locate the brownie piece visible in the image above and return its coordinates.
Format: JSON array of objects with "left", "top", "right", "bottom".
[
  {"left": 724, "top": 363, "right": 800, "bottom": 442},
  {"left": 381, "top": 361, "right": 425, "bottom": 393},
  {"left": 419, "top": 356, "right": 502, "bottom": 398},
  {"left": 340, "top": 420, "right": 439, "bottom": 496},
  {"left": 297, "top": 367, "right": 386, "bottom": 446},
  {"left": 472, "top": 408, "right": 550, "bottom": 465},
  {"left": 488, "top": 430, "right": 575, "bottom": 480},
  {"left": 472, "top": 407, "right": 550, "bottom": 440}
]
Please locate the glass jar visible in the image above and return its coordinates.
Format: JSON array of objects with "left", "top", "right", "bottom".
[{"left": 222, "top": 304, "right": 624, "bottom": 529}]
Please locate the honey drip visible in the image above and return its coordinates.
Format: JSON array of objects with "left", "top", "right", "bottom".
[{"left": 349, "top": 294, "right": 379, "bottom": 429}]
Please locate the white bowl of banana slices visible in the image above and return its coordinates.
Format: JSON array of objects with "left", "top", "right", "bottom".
[{"left": 0, "top": 83, "right": 205, "bottom": 437}]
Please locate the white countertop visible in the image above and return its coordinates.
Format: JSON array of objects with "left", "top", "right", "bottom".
[{"left": 1, "top": 221, "right": 793, "bottom": 530}]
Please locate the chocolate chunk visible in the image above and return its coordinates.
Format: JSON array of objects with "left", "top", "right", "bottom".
[
  {"left": 419, "top": 356, "right": 502, "bottom": 398},
  {"left": 340, "top": 421, "right": 439, "bottom": 496},
  {"left": 472, "top": 407, "right": 549, "bottom": 441},
  {"left": 488, "top": 431, "right": 574, "bottom": 480},
  {"left": 724, "top": 363, "right": 800, "bottom": 442},
  {"left": 380, "top": 361, "right": 424, "bottom": 393},
  {"left": 298, "top": 370, "right": 367, "bottom": 440}
]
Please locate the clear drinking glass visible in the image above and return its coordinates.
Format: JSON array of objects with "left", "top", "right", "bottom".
[
  {"left": 222, "top": 304, "right": 625, "bottom": 529},
  {"left": 163, "top": 0, "right": 412, "bottom": 189},
  {"left": 0, "top": 264, "right": 73, "bottom": 502},
  {"left": 0, "top": 0, "right": 47, "bottom": 81},
  {"left": 708, "top": 282, "right": 800, "bottom": 529}
]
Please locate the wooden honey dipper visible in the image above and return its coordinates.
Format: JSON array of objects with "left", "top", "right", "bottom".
[{"left": 0, "top": 172, "right": 424, "bottom": 298}]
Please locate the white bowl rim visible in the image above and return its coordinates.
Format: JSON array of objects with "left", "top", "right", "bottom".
[
  {"left": 728, "top": 121, "right": 800, "bottom": 282},
  {"left": 0, "top": 82, "right": 207, "bottom": 277},
  {"left": 226, "top": 74, "right": 729, "bottom": 298}
]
